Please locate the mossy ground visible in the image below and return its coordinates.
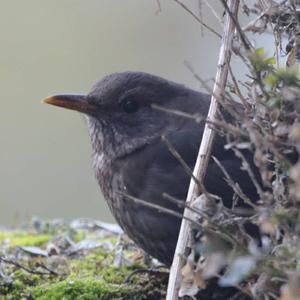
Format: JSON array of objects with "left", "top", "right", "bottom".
[
  {"left": 0, "top": 221, "right": 167, "bottom": 300},
  {"left": 0, "top": 231, "right": 51, "bottom": 248}
]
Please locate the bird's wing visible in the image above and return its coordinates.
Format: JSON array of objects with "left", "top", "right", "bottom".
[
  {"left": 113, "top": 126, "right": 259, "bottom": 265},
  {"left": 113, "top": 127, "right": 201, "bottom": 265},
  {"left": 118, "top": 127, "right": 200, "bottom": 208},
  {"left": 118, "top": 125, "right": 259, "bottom": 208}
]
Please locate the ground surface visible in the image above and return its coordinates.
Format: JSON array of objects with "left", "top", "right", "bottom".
[{"left": 0, "top": 218, "right": 168, "bottom": 300}]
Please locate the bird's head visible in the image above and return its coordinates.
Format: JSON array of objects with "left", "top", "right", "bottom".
[{"left": 44, "top": 72, "right": 206, "bottom": 159}]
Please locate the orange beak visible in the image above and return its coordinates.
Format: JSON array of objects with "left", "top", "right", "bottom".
[{"left": 43, "top": 94, "right": 98, "bottom": 114}]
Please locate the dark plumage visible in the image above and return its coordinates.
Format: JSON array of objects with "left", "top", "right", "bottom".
[{"left": 44, "top": 72, "right": 259, "bottom": 265}]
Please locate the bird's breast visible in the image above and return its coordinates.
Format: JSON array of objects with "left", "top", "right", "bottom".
[
  {"left": 92, "top": 152, "right": 126, "bottom": 225},
  {"left": 92, "top": 153, "right": 113, "bottom": 204}
]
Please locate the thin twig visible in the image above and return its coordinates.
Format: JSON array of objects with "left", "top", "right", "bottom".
[
  {"left": 120, "top": 192, "right": 240, "bottom": 248},
  {"left": 118, "top": 192, "right": 201, "bottom": 229},
  {"left": 36, "top": 262, "right": 63, "bottom": 276},
  {"left": 202, "top": 0, "right": 223, "bottom": 26},
  {"left": 198, "top": 0, "right": 204, "bottom": 36},
  {"left": 232, "top": 148, "right": 265, "bottom": 199},
  {"left": 162, "top": 193, "right": 211, "bottom": 220},
  {"left": 161, "top": 135, "right": 204, "bottom": 190},
  {"left": 155, "top": 0, "right": 161, "bottom": 15},
  {"left": 220, "top": 0, "right": 252, "bottom": 50},
  {"left": 212, "top": 156, "right": 259, "bottom": 210},
  {"left": 166, "top": 1, "right": 240, "bottom": 299},
  {"left": 152, "top": 103, "right": 248, "bottom": 138},
  {"left": 184, "top": 61, "right": 245, "bottom": 122},
  {"left": 226, "top": 57, "right": 251, "bottom": 110},
  {"left": 163, "top": 193, "right": 242, "bottom": 246},
  {"left": 0, "top": 256, "right": 60, "bottom": 276},
  {"left": 173, "top": 0, "right": 222, "bottom": 38},
  {"left": 123, "top": 268, "right": 169, "bottom": 283}
]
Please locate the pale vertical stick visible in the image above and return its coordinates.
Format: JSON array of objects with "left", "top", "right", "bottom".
[{"left": 166, "top": 1, "right": 240, "bottom": 299}]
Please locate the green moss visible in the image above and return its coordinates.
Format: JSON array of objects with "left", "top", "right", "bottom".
[
  {"left": 69, "top": 249, "right": 144, "bottom": 284},
  {"left": 0, "top": 245, "right": 166, "bottom": 300},
  {"left": 0, "top": 226, "right": 167, "bottom": 300},
  {"left": 85, "top": 233, "right": 118, "bottom": 245},
  {"left": 0, "top": 279, "right": 25, "bottom": 300},
  {"left": 3, "top": 261, "right": 166, "bottom": 299},
  {"left": 72, "top": 230, "right": 85, "bottom": 243},
  {"left": 0, "top": 231, "right": 51, "bottom": 247},
  {"left": 29, "top": 278, "right": 146, "bottom": 300},
  {"left": 101, "top": 235, "right": 118, "bottom": 245}
]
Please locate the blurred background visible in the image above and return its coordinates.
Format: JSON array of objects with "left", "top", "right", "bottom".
[{"left": 0, "top": 0, "right": 272, "bottom": 225}]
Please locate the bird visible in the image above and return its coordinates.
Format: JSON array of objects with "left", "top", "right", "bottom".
[{"left": 43, "top": 71, "right": 259, "bottom": 266}]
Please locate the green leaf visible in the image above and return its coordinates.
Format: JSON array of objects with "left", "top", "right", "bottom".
[
  {"left": 255, "top": 47, "right": 265, "bottom": 57},
  {"left": 265, "top": 56, "right": 276, "bottom": 65},
  {"left": 265, "top": 73, "right": 278, "bottom": 86}
]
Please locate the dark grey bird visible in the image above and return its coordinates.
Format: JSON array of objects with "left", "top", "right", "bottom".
[{"left": 44, "top": 72, "right": 258, "bottom": 266}]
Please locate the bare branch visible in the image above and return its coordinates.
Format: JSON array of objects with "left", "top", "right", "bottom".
[
  {"left": 220, "top": 0, "right": 252, "bottom": 51},
  {"left": 226, "top": 57, "right": 251, "bottom": 110},
  {"left": 155, "top": 0, "right": 161, "bottom": 15},
  {"left": 173, "top": 0, "right": 222, "bottom": 38},
  {"left": 166, "top": 1, "right": 240, "bottom": 299},
  {"left": 212, "top": 156, "right": 259, "bottom": 210},
  {"left": 232, "top": 148, "right": 265, "bottom": 199},
  {"left": 152, "top": 103, "right": 248, "bottom": 138},
  {"left": 0, "top": 256, "right": 61, "bottom": 276},
  {"left": 161, "top": 135, "right": 204, "bottom": 190},
  {"left": 118, "top": 192, "right": 201, "bottom": 229},
  {"left": 202, "top": 0, "right": 224, "bottom": 26}
]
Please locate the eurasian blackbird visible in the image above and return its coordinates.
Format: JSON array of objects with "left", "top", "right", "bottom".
[{"left": 44, "top": 72, "right": 258, "bottom": 266}]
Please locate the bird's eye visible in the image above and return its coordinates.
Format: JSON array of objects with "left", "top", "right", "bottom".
[{"left": 122, "top": 98, "right": 139, "bottom": 113}]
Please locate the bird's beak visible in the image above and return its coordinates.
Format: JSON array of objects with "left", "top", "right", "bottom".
[{"left": 43, "top": 94, "right": 98, "bottom": 114}]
